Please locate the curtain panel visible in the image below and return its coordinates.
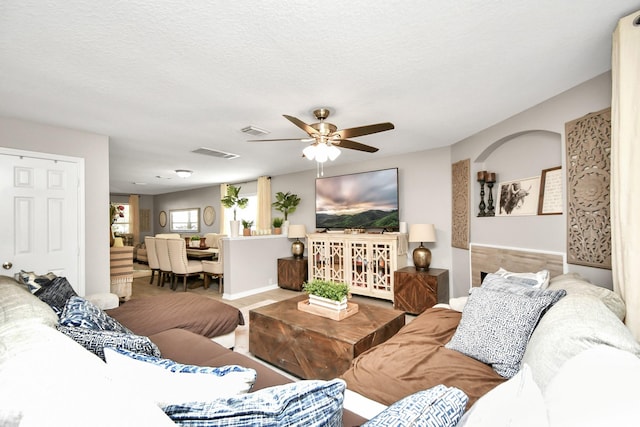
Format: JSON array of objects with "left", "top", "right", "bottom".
[
  {"left": 256, "top": 176, "right": 272, "bottom": 232},
  {"left": 611, "top": 10, "right": 640, "bottom": 340},
  {"left": 128, "top": 194, "right": 140, "bottom": 246}
]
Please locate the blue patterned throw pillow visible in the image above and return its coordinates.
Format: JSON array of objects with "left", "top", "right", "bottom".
[
  {"left": 445, "top": 285, "right": 566, "bottom": 378},
  {"left": 363, "top": 385, "right": 468, "bottom": 427},
  {"left": 59, "top": 296, "right": 132, "bottom": 334},
  {"left": 58, "top": 326, "right": 161, "bottom": 361},
  {"left": 162, "top": 379, "right": 346, "bottom": 427},
  {"left": 34, "top": 276, "right": 78, "bottom": 316}
]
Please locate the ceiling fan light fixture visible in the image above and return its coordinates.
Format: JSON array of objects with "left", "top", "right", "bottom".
[
  {"left": 175, "top": 169, "right": 193, "bottom": 178},
  {"left": 327, "top": 144, "right": 341, "bottom": 161},
  {"left": 315, "top": 143, "right": 329, "bottom": 163},
  {"left": 303, "top": 145, "right": 316, "bottom": 161}
]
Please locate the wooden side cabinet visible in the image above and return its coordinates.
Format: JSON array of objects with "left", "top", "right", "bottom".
[
  {"left": 278, "top": 257, "right": 308, "bottom": 291},
  {"left": 393, "top": 267, "right": 449, "bottom": 314}
]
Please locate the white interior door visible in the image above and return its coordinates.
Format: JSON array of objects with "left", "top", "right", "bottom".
[{"left": 0, "top": 149, "right": 82, "bottom": 294}]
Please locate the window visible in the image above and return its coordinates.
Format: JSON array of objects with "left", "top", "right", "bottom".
[
  {"left": 170, "top": 208, "right": 200, "bottom": 233},
  {"left": 112, "top": 203, "right": 130, "bottom": 235}
]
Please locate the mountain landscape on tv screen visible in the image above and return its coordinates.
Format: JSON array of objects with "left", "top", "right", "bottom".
[{"left": 316, "top": 209, "right": 399, "bottom": 229}]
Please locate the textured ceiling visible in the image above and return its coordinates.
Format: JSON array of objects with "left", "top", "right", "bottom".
[{"left": 1, "top": 1, "right": 637, "bottom": 195}]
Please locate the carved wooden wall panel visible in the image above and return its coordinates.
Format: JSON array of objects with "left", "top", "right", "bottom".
[
  {"left": 452, "top": 159, "right": 470, "bottom": 249},
  {"left": 565, "top": 107, "right": 611, "bottom": 269}
]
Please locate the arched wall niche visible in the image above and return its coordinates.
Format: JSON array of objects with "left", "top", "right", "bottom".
[
  {"left": 469, "top": 127, "right": 564, "bottom": 265},
  {"left": 473, "top": 129, "right": 562, "bottom": 186},
  {"left": 474, "top": 129, "right": 561, "bottom": 163}
]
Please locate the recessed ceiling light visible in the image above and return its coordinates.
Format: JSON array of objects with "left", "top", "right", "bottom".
[{"left": 175, "top": 169, "right": 193, "bottom": 178}]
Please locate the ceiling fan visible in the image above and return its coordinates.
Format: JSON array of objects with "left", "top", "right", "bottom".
[{"left": 248, "top": 108, "right": 394, "bottom": 162}]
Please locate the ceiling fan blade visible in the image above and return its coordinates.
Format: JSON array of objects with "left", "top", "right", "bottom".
[
  {"left": 334, "top": 139, "right": 379, "bottom": 153},
  {"left": 246, "top": 138, "right": 310, "bottom": 142},
  {"left": 336, "top": 122, "right": 395, "bottom": 139},
  {"left": 283, "top": 115, "right": 318, "bottom": 136}
]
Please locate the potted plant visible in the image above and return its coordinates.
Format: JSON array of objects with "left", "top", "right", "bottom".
[
  {"left": 272, "top": 191, "right": 301, "bottom": 234},
  {"left": 221, "top": 185, "right": 248, "bottom": 237},
  {"left": 241, "top": 219, "right": 254, "bottom": 236},
  {"left": 272, "top": 217, "right": 284, "bottom": 234},
  {"left": 190, "top": 235, "right": 201, "bottom": 248},
  {"left": 303, "top": 279, "right": 350, "bottom": 311}
]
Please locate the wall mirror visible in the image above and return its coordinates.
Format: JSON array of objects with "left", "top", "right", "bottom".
[{"left": 170, "top": 208, "right": 200, "bottom": 233}]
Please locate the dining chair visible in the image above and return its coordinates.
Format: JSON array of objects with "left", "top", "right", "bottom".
[
  {"left": 202, "top": 241, "right": 224, "bottom": 293},
  {"left": 144, "top": 236, "right": 161, "bottom": 286},
  {"left": 167, "top": 238, "right": 204, "bottom": 292},
  {"left": 154, "top": 237, "right": 173, "bottom": 287}
]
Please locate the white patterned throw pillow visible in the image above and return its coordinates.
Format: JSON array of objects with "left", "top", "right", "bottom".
[
  {"left": 104, "top": 348, "right": 258, "bottom": 406},
  {"left": 445, "top": 285, "right": 565, "bottom": 378}
]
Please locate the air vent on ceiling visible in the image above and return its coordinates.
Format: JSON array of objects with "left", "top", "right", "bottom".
[
  {"left": 192, "top": 147, "right": 240, "bottom": 160},
  {"left": 241, "top": 125, "right": 270, "bottom": 136}
]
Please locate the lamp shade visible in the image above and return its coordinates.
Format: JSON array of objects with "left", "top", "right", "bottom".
[
  {"left": 409, "top": 224, "right": 436, "bottom": 243},
  {"left": 287, "top": 224, "right": 307, "bottom": 239}
]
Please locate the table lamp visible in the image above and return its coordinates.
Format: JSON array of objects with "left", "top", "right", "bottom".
[
  {"left": 409, "top": 224, "right": 436, "bottom": 271},
  {"left": 287, "top": 224, "right": 307, "bottom": 258}
]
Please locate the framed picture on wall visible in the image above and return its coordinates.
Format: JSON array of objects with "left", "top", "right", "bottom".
[
  {"left": 538, "top": 166, "right": 563, "bottom": 215},
  {"left": 496, "top": 176, "right": 541, "bottom": 216}
]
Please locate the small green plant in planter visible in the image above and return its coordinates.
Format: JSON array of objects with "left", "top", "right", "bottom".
[
  {"left": 272, "top": 217, "right": 284, "bottom": 234},
  {"left": 303, "top": 279, "right": 350, "bottom": 302},
  {"left": 241, "top": 219, "right": 254, "bottom": 236}
]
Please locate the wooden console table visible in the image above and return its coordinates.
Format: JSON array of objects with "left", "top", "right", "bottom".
[
  {"left": 393, "top": 267, "right": 449, "bottom": 315},
  {"left": 307, "top": 232, "right": 408, "bottom": 301},
  {"left": 249, "top": 295, "right": 405, "bottom": 380},
  {"left": 277, "top": 257, "right": 308, "bottom": 291}
]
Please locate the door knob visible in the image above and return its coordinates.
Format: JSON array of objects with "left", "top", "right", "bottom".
[{"left": 2, "top": 261, "right": 12, "bottom": 270}]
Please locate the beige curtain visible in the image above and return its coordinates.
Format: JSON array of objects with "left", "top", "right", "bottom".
[
  {"left": 256, "top": 176, "right": 272, "bottom": 232},
  {"left": 219, "top": 183, "right": 227, "bottom": 234},
  {"left": 611, "top": 10, "right": 640, "bottom": 340},
  {"left": 128, "top": 194, "right": 140, "bottom": 246}
]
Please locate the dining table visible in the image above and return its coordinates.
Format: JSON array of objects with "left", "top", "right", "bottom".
[{"left": 186, "top": 247, "right": 219, "bottom": 260}]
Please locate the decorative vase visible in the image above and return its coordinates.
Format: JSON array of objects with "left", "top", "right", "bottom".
[
  {"left": 243, "top": 228, "right": 251, "bottom": 236},
  {"left": 230, "top": 220, "right": 240, "bottom": 237},
  {"left": 273, "top": 227, "right": 282, "bottom": 235},
  {"left": 308, "top": 294, "right": 348, "bottom": 311},
  {"left": 282, "top": 220, "right": 290, "bottom": 236}
]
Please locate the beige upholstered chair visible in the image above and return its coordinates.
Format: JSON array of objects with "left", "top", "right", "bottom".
[
  {"left": 154, "top": 237, "right": 173, "bottom": 287},
  {"left": 167, "top": 238, "right": 204, "bottom": 292},
  {"left": 202, "top": 242, "right": 224, "bottom": 293},
  {"left": 204, "top": 233, "right": 227, "bottom": 250},
  {"left": 144, "top": 236, "right": 161, "bottom": 286}
]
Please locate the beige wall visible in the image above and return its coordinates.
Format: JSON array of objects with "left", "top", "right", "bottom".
[{"left": 0, "top": 117, "right": 110, "bottom": 295}]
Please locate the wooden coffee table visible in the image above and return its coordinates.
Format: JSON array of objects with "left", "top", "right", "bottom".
[{"left": 249, "top": 294, "right": 405, "bottom": 380}]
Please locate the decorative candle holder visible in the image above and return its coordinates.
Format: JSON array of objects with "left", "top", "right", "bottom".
[
  {"left": 477, "top": 171, "right": 487, "bottom": 217},
  {"left": 485, "top": 172, "right": 496, "bottom": 217}
]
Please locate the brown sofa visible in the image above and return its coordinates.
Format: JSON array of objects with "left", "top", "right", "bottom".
[{"left": 110, "top": 299, "right": 367, "bottom": 426}]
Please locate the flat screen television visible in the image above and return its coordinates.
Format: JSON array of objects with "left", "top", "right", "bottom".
[{"left": 315, "top": 168, "right": 399, "bottom": 230}]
